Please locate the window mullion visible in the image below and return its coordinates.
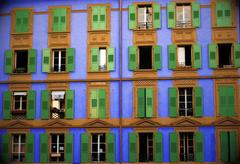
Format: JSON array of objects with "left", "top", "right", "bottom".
[
  {"left": 20, "top": 96, "right": 22, "bottom": 111},
  {"left": 18, "top": 135, "right": 21, "bottom": 161},
  {"left": 97, "top": 134, "right": 100, "bottom": 162},
  {"left": 57, "top": 135, "right": 59, "bottom": 154},
  {"left": 59, "top": 51, "right": 61, "bottom": 72},
  {"left": 184, "top": 89, "right": 187, "bottom": 116}
]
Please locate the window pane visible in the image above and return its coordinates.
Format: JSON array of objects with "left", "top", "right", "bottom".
[
  {"left": 99, "top": 49, "right": 107, "bottom": 71},
  {"left": 178, "top": 47, "right": 185, "bottom": 66}
]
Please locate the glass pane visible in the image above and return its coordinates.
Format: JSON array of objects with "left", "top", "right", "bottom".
[{"left": 99, "top": 49, "right": 107, "bottom": 71}]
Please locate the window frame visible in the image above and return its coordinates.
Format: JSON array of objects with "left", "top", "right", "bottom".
[
  {"left": 178, "top": 87, "right": 194, "bottom": 117},
  {"left": 51, "top": 48, "right": 67, "bottom": 73},
  {"left": 136, "top": 3, "right": 153, "bottom": 30},
  {"left": 216, "top": 43, "right": 234, "bottom": 69},
  {"left": 13, "top": 49, "right": 29, "bottom": 74},
  {"left": 50, "top": 90, "right": 66, "bottom": 119},
  {"left": 11, "top": 133, "right": 26, "bottom": 162},
  {"left": 49, "top": 133, "right": 65, "bottom": 162},
  {"left": 175, "top": 3, "right": 192, "bottom": 28},
  {"left": 176, "top": 44, "right": 193, "bottom": 69},
  {"left": 12, "top": 91, "right": 28, "bottom": 114}
]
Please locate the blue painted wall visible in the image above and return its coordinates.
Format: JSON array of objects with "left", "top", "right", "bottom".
[{"left": 122, "top": 81, "right": 133, "bottom": 118}]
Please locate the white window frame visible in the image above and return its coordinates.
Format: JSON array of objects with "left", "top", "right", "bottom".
[
  {"left": 52, "top": 49, "right": 66, "bottom": 72},
  {"left": 12, "top": 134, "right": 26, "bottom": 162},
  {"left": 13, "top": 92, "right": 27, "bottom": 111},
  {"left": 91, "top": 133, "right": 106, "bottom": 162}
]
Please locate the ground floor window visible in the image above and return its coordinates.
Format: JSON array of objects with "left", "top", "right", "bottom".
[
  {"left": 139, "top": 133, "right": 153, "bottom": 162},
  {"left": 11, "top": 134, "right": 26, "bottom": 162},
  {"left": 50, "top": 134, "right": 65, "bottom": 162},
  {"left": 91, "top": 133, "right": 106, "bottom": 162},
  {"left": 179, "top": 132, "right": 194, "bottom": 161}
]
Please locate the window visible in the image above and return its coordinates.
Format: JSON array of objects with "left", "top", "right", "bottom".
[
  {"left": 179, "top": 132, "right": 194, "bottom": 161},
  {"left": 218, "top": 44, "right": 232, "bottom": 68},
  {"left": 13, "top": 50, "right": 28, "bottom": 73},
  {"left": 51, "top": 8, "right": 68, "bottom": 32},
  {"left": 91, "top": 6, "right": 107, "bottom": 31},
  {"left": 52, "top": 49, "right": 66, "bottom": 72},
  {"left": 176, "top": 4, "right": 191, "bottom": 28},
  {"left": 50, "top": 134, "right": 65, "bottom": 162},
  {"left": 90, "top": 88, "right": 106, "bottom": 118},
  {"left": 139, "top": 133, "right": 153, "bottom": 162},
  {"left": 177, "top": 45, "right": 192, "bottom": 67},
  {"left": 12, "top": 92, "right": 27, "bottom": 119},
  {"left": 51, "top": 91, "right": 65, "bottom": 119},
  {"left": 178, "top": 88, "right": 193, "bottom": 116},
  {"left": 138, "top": 5, "right": 153, "bottom": 29},
  {"left": 139, "top": 46, "right": 152, "bottom": 69},
  {"left": 218, "top": 85, "right": 235, "bottom": 116},
  {"left": 91, "top": 133, "right": 106, "bottom": 162},
  {"left": 215, "top": 0, "right": 232, "bottom": 27},
  {"left": 137, "top": 88, "right": 153, "bottom": 118},
  {"left": 11, "top": 134, "right": 26, "bottom": 162},
  {"left": 14, "top": 9, "right": 31, "bottom": 33}
]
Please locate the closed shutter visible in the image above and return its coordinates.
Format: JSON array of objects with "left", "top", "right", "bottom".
[
  {"left": 41, "top": 90, "right": 49, "bottom": 119},
  {"left": 222, "top": 0, "right": 231, "bottom": 27},
  {"left": 153, "top": 45, "right": 162, "bottom": 70},
  {"left": 91, "top": 48, "right": 99, "bottom": 71},
  {"left": 40, "top": 133, "right": 49, "bottom": 163},
  {"left": 146, "top": 88, "right": 153, "bottom": 118},
  {"left": 26, "top": 133, "right": 34, "bottom": 163},
  {"left": 129, "top": 4, "right": 137, "bottom": 30},
  {"left": 208, "top": 43, "right": 217, "bottom": 68},
  {"left": 81, "top": 133, "right": 89, "bottom": 163},
  {"left": 66, "top": 48, "right": 75, "bottom": 72},
  {"left": 52, "top": 8, "right": 59, "bottom": 31},
  {"left": 15, "top": 10, "right": 29, "bottom": 33},
  {"left": 170, "top": 132, "right": 178, "bottom": 162},
  {"left": 27, "top": 90, "right": 36, "bottom": 120},
  {"left": 4, "top": 50, "right": 13, "bottom": 74},
  {"left": 216, "top": 0, "right": 224, "bottom": 27},
  {"left": 234, "top": 43, "right": 240, "bottom": 68},
  {"left": 167, "top": 2, "right": 176, "bottom": 28},
  {"left": 220, "top": 131, "right": 229, "bottom": 162},
  {"left": 107, "top": 133, "right": 115, "bottom": 162},
  {"left": 28, "top": 49, "right": 36, "bottom": 73},
  {"left": 92, "top": 6, "right": 99, "bottom": 30},
  {"left": 137, "top": 88, "right": 145, "bottom": 118},
  {"left": 168, "top": 44, "right": 176, "bottom": 69},
  {"left": 154, "top": 132, "right": 162, "bottom": 162},
  {"left": 195, "top": 132, "right": 204, "bottom": 162},
  {"left": 107, "top": 47, "right": 115, "bottom": 71},
  {"left": 3, "top": 91, "right": 11, "bottom": 120},
  {"left": 219, "top": 86, "right": 227, "bottom": 116},
  {"left": 98, "top": 89, "right": 106, "bottom": 118},
  {"left": 153, "top": 4, "right": 161, "bottom": 29},
  {"left": 227, "top": 86, "right": 235, "bottom": 116},
  {"left": 90, "top": 89, "right": 98, "bottom": 118},
  {"left": 229, "top": 131, "right": 237, "bottom": 162},
  {"left": 129, "top": 132, "right": 137, "bottom": 162},
  {"left": 169, "top": 87, "right": 177, "bottom": 117},
  {"left": 1, "top": 134, "right": 10, "bottom": 163},
  {"left": 66, "top": 90, "right": 74, "bottom": 119},
  {"left": 192, "top": 2, "right": 200, "bottom": 27},
  {"left": 65, "top": 133, "right": 73, "bottom": 163},
  {"left": 52, "top": 8, "right": 67, "bottom": 32},
  {"left": 193, "top": 44, "right": 201, "bottom": 69},
  {"left": 128, "top": 46, "right": 137, "bottom": 71},
  {"left": 194, "top": 87, "right": 203, "bottom": 117},
  {"left": 99, "top": 6, "right": 107, "bottom": 30},
  {"left": 42, "top": 48, "right": 50, "bottom": 72}
]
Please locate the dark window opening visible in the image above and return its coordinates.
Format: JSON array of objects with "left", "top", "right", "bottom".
[
  {"left": 176, "top": 3, "right": 191, "bottom": 28},
  {"left": 91, "top": 133, "right": 106, "bottom": 162},
  {"left": 12, "top": 92, "right": 27, "bottom": 119},
  {"left": 180, "top": 132, "right": 194, "bottom": 161},
  {"left": 11, "top": 134, "right": 26, "bottom": 162},
  {"left": 177, "top": 45, "right": 192, "bottom": 67},
  {"left": 50, "top": 134, "right": 65, "bottom": 162},
  {"left": 139, "top": 133, "right": 153, "bottom": 162},
  {"left": 138, "top": 5, "right": 153, "bottom": 29},
  {"left": 179, "top": 88, "right": 193, "bottom": 116},
  {"left": 218, "top": 44, "right": 232, "bottom": 68},
  {"left": 51, "top": 91, "right": 65, "bottom": 119},
  {"left": 52, "top": 49, "right": 66, "bottom": 72},
  {"left": 139, "top": 46, "right": 152, "bottom": 69},
  {"left": 14, "top": 50, "right": 28, "bottom": 73}
]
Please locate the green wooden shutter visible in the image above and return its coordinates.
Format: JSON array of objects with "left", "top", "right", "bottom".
[
  {"left": 40, "top": 133, "right": 49, "bottom": 163},
  {"left": 154, "top": 132, "right": 162, "bottom": 162},
  {"left": 4, "top": 50, "right": 13, "bottom": 74},
  {"left": 129, "top": 132, "right": 137, "bottom": 162},
  {"left": 227, "top": 86, "right": 235, "bottom": 116},
  {"left": 91, "top": 48, "right": 99, "bottom": 71},
  {"left": 27, "top": 90, "right": 36, "bottom": 120},
  {"left": 3, "top": 91, "right": 12, "bottom": 120},
  {"left": 229, "top": 131, "right": 237, "bottom": 162},
  {"left": 15, "top": 10, "right": 29, "bottom": 33},
  {"left": 194, "top": 87, "right": 203, "bottom": 117},
  {"left": 223, "top": 0, "right": 231, "bottom": 27},
  {"left": 42, "top": 48, "right": 50, "bottom": 72},
  {"left": 208, "top": 43, "right": 217, "bottom": 68},
  {"left": 146, "top": 88, "right": 153, "bottom": 118},
  {"left": 65, "top": 133, "right": 73, "bottom": 163},
  {"left": 92, "top": 6, "right": 99, "bottom": 31},
  {"left": 216, "top": 0, "right": 224, "bottom": 27},
  {"left": 67, "top": 48, "right": 75, "bottom": 72},
  {"left": 195, "top": 132, "right": 204, "bottom": 162},
  {"left": 192, "top": 2, "right": 200, "bottom": 27},
  {"left": 129, "top": 4, "right": 136, "bottom": 30},
  {"left": 28, "top": 49, "right": 36, "bottom": 73},
  {"left": 153, "top": 4, "right": 161, "bottom": 29},
  {"left": 137, "top": 88, "right": 145, "bottom": 118},
  {"left": 153, "top": 45, "right": 162, "bottom": 70},
  {"left": 52, "top": 8, "right": 67, "bottom": 32},
  {"left": 107, "top": 47, "right": 115, "bottom": 71},
  {"left": 169, "top": 87, "right": 177, "bottom": 117},
  {"left": 41, "top": 90, "right": 49, "bottom": 119},
  {"left": 107, "top": 133, "right": 115, "bottom": 162},
  {"left": 128, "top": 46, "right": 137, "bottom": 70},
  {"left": 167, "top": 2, "right": 176, "bottom": 28},
  {"left": 52, "top": 8, "right": 59, "bottom": 31},
  {"left": 26, "top": 133, "right": 34, "bottom": 163},
  {"left": 98, "top": 89, "right": 106, "bottom": 118},
  {"left": 99, "top": 6, "right": 107, "bottom": 30},
  {"left": 220, "top": 131, "right": 229, "bottom": 162},
  {"left": 168, "top": 44, "right": 176, "bottom": 69},
  {"left": 81, "top": 133, "right": 89, "bottom": 163},
  {"left": 90, "top": 89, "right": 98, "bottom": 118},
  {"left": 66, "top": 90, "right": 74, "bottom": 119},
  {"left": 219, "top": 86, "right": 226, "bottom": 116},
  {"left": 193, "top": 44, "right": 201, "bottom": 68},
  {"left": 234, "top": 43, "right": 240, "bottom": 68},
  {"left": 170, "top": 132, "right": 178, "bottom": 162},
  {"left": 1, "top": 134, "right": 10, "bottom": 163}
]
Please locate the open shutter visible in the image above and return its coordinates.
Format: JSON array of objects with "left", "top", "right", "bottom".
[
  {"left": 92, "top": 6, "right": 99, "bottom": 30},
  {"left": 67, "top": 48, "right": 75, "bottom": 72},
  {"left": 167, "top": 2, "right": 176, "bottom": 28},
  {"left": 219, "top": 86, "right": 227, "bottom": 116},
  {"left": 41, "top": 90, "right": 49, "bottom": 119},
  {"left": 81, "top": 133, "right": 89, "bottom": 163},
  {"left": 170, "top": 132, "right": 178, "bottom": 162},
  {"left": 98, "top": 89, "right": 106, "bottom": 118},
  {"left": 1, "top": 134, "right": 10, "bottom": 163},
  {"left": 65, "top": 133, "right": 73, "bottom": 163},
  {"left": 208, "top": 43, "right": 217, "bottom": 68},
  {"left": 99, "top": 6, "right": 107, "bottom": 30},
  {"left": 220, "top": 131, "right": 229, "bottom": 162},
  {"left": 90, "top": 89, "right": 98, "bottom": 118},
  {"left": 193, "top": 44, "right": 201, "bottom": 68},
  {"left": 27, "top": 90, "right": 36, "bottom": 120},
  {"left": 28, "top": 49, "right": 36, "bottom": 73},
  {"left": 195, "top": 132, "right": 204, "bottom": 162},
  {"left": 234, "top": 43, "right": 240, "bottom": 68},
  {"left": 169, "top": 87, "right": 177, "bottom": 117},
  {"left": 107, "top": 133, "right": 115, "bottom": 162},
  {"left": 42, "top": 48, "right": 50, "bottom": 72},
  {"left": 227, "top": 86, "right": 235, "bottom": 116},
  {"left": 192, "top": 2, "right": 200, "bottom": 27},
  {"left": 194, "top": 87, "right": 203, "bottom": 117},
  {"left": 128, "top": 46, "right": 137, "bottom": 71},
  {"left": 153, "top": 45, "right": 162, "bottom": 70},
  {"left": 168, "top": 44, "right": 176, "bottom": 69},
  {"left": 40, "top": 133, "right": 49, "bottom": 163},
  {"left": 153, "top": 4, "right": 161, "bottom": 29},
  {"left": 137, "top": 88, "right": 145, "bottom": 118},
  {"left": 3, "top": 91, "right": 11, "bottom": 120},
  {"left": 4, "top": 50, "right": 13, "bottom": 74},
  {"left": 154, "top": 132, "right": 162, "bottom": 162},
  {"left": 146, "top": 88, "right": 153, "bottom": 118},
  {"left": 129, "top": 4, "right": 136, "bottom": 30},
  {"left": 229, "top": 131, "right": 237, "bottom": 162},
  {"left": 66, "top": 90, "right": 74, "bottom": 119},
  {"left": 107, "top": 47, "right": 115, "bottom": 71},
  {"left": 26, "top": 133, "right": 34, "bottom": 163},
  {"left": 129, "top": 132, "right": 137, "bottom": 162},
  {"left": 91, "top": 48, "right": 99, "bottom": 71}
]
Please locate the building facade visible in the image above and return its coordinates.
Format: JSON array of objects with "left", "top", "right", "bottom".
[{"left": 0, "top": 0, "right": 239, "bottom": 163}]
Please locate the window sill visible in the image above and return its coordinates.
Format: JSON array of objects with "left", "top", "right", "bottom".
[
  {"left": 214, "top": 67, "right": 237, "bottom": 70},
  {"left": 11, "top": 32, "right": 33, "bottom": 35},
  {"left": 12, "top": 110, "right": 26, "bottom": 114},
  {"left": 212, "top": 26, "right": 236, "bottom": 29},
  {"left": 134, "top": 69, "right": 157, "bottom": 72},
  {"left": 88, "top": 29, "right": 110, "bottom": 32},
  {"left": 10, "top": 72, "right": 31, "bottom": 75},
  {"left": 48, "top": 31, "right": 70, "bottom": 34},
  {"left": 174, "top": 67, "right": 198, "bottom": 71},
  {"left": 133, "top": 28, "right": 156, "bottom": 31},
  {"left": 173, "top": 27, "right": 196, "bottom": 30},
  {"left": 88, "top": 71, "right": 111, "bottom": 73},
  {"left": 48, "top": 71, "right": 69, "bottom": 74}
]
